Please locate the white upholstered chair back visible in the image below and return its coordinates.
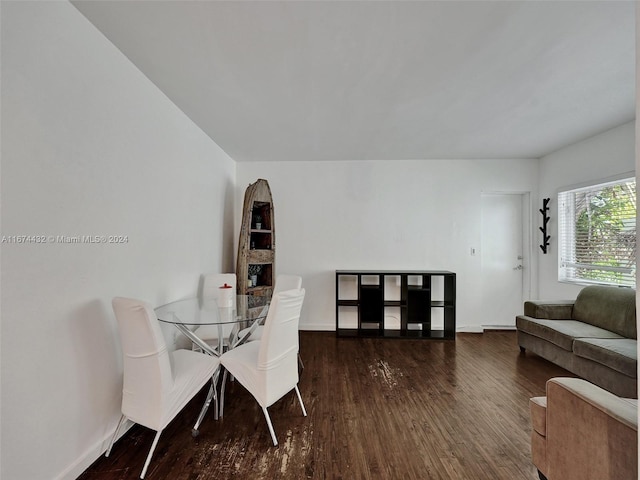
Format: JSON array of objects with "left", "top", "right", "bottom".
[
  {"left": 233, "top": 274, "right": 304, "bottom": 358},
  {"left": 111, "top": 297, "right": 173, "bottom": 430},
  {"left": 257, "top": 288, "right": 305, "bottom": 406},
  {"left": 196, "top": 273, "right": 237, "bottom": 348},
  {"left": 202, "top": 273, "right": 237, "bottom": 305}
]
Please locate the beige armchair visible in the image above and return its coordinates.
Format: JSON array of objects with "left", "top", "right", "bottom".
[{"left": 530, "top": 377, "right": 637, "bottom": 480}]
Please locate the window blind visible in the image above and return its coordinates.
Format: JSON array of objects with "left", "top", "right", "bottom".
[{"left": 558, "top": 177, "right": 636, "bottom": 287}]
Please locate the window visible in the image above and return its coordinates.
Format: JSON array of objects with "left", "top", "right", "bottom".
[{"left": 558, "top": 176, "right": 636, "bottom": 287}]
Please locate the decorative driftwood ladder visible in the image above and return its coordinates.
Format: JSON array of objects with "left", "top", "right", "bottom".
[{"left": 236, "top": 179, "right": 275, "bottom": 301}]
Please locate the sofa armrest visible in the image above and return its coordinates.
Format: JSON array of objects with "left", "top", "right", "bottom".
[
  {"left": 529, "top": 396, "right": 548, "bottom": 476},
  {"left": 545, "top": 377, "right": 637, "bottom": 480},
  {"left": 524, "top": 300, "right": 574, "bottom": 319}
]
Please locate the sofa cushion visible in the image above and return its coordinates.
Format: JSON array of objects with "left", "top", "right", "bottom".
[
  {"left": 572, "top": 286, "right": 637, "bottom": 339},
  {"left": 573, "top": 338, "right": 637, "bottom": 378},
  {"left": 516, "top": 317, "right": 623, "bottom": 351},
  {"left": 524, "top": 300, "right": 574, "bottom": 319},
  {"left": 529, "top": 396, "right": 547, "bottom": 436}
]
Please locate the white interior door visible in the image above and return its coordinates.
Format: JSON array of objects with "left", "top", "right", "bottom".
[{"left": 480, "top": 193, "right": 528, "bottom": 328}]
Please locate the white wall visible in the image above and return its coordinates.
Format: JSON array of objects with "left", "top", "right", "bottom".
[
  {"left": 237, "top": 159, "right": 538, "bottom": 332},
  {"left": 537, "top": 121, "right": 636, "bottom": 300},
  {"left": 1, "top": 3, "right": 634, "bottom": 479},
  {"left": 1, "top": 2, "right": 235, "bottom": 479}
]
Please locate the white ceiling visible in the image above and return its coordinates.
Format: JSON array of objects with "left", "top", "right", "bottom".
[{"left": 72, "top": 0, "right": 635, "bottom": 162}]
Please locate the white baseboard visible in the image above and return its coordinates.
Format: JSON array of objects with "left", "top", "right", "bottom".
[
  {"left": 456, "top": 326, "right": 484, "bottom": 333},
  {"left": 55, "top": 419, "right": 133, "bottom": 480},
  {"left": 444, "top": 326, "right": 516, "bottom": 333},
  {"left": 300, "top": 323, "right": 334, "bottom": 331}
]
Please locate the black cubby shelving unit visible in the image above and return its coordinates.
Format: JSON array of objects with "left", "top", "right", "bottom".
[{"left": 335, "top": 270, "right": 456, "bottom": 339}]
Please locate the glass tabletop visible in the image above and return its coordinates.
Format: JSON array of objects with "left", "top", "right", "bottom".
[{"left": 155, "top": 294, "right": 270, "bottom": 326}]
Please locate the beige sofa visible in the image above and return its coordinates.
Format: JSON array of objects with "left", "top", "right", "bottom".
[
  {"left": 530, "top": 377, "right": 637, "bottom": 480},
  {"left": 516, "top": 285, "right": 637, "bottom": 398}
]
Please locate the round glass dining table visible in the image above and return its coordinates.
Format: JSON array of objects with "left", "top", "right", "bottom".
[{"left": 155, "top": 294, "right": 270, "bottom": 356}]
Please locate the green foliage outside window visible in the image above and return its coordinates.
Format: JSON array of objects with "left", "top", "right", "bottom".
[{"left": 573, "top": 181, "right": 636, "bottom": 285}]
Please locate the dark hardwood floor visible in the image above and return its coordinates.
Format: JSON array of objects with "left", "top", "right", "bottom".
[{"left": 79, "top": 331, "right": 571, "bottom": 480}]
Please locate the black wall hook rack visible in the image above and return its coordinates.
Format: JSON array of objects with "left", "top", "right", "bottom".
[{"left": 539, "top": 198, "right": 550, "bottom": 254}]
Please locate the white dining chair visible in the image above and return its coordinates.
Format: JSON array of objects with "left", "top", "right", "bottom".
[
  {"left": 220, "top": 288, "right": 306, "bottom": 446},
  {"left": 235, "top": 274, "right": 304, "bottom": 367},
  {"left": 108, "top": 297, "right": 220, "bottom": 479},
  {"left": 193, "top": 273, "right": 237, "bottom": 353},
  {"left": 236, "top": 274, "right": 301, "bottom": 340}
]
